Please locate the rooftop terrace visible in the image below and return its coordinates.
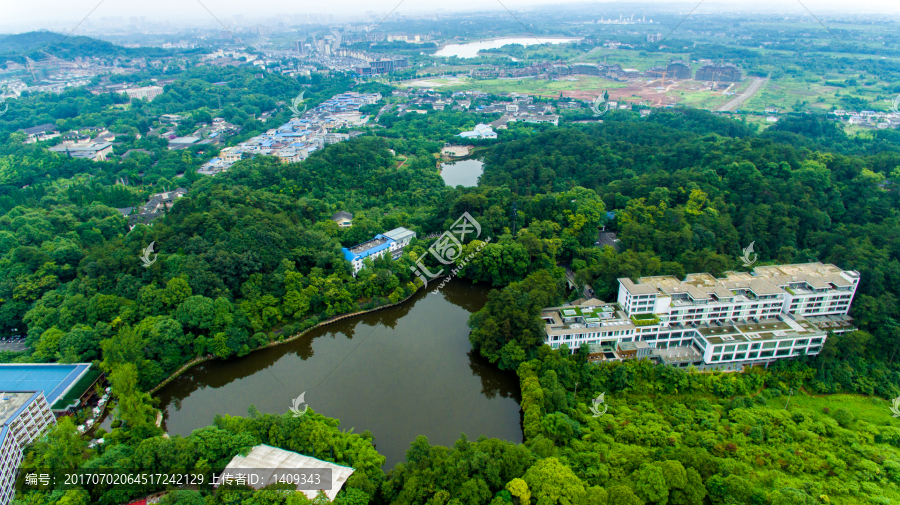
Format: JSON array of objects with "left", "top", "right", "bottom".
[
  {"left": 0, "top": 391, "right": 39, "bottom": 426},
  {"left": 696, "top": 317, "right": 819, "bottom": 345},
  {"left": 349, "top": 237, "right": 389, "bottom": 255}
]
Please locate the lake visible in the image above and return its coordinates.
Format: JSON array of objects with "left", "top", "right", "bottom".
[
  {"left": 441, "top": 159, "right": 484, "bottom": 187},
  {"left": 435, "top": 37, "right": 581, "bottom": 58},
  {"left": 155, "top": 280, "right": 522, "bottom": 468}
]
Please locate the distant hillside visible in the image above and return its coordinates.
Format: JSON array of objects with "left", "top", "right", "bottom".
[{"left": 0, "top": 31, "right": 203, "bottom": 63}]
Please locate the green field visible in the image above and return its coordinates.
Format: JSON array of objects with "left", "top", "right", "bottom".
[
  {"left": 401, "top": 75, "right": 629, "bottom": 97},
  {"left": 769, "top": 392, "right": 898, "bottom": 426}
]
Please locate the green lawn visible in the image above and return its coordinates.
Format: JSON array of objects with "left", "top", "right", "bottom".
[{"left": 769, "top": 392, "right": 898, "bottom": 426}]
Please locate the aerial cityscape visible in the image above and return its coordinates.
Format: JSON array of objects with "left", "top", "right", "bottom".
[{"left": 1, "top": 0, "right": 900, "bottom": 504}]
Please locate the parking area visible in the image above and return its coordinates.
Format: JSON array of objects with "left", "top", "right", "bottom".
[
  {"left": 596, "top": 231, "right": 621, "bottom": 251},
  {"left": 0, "top": 337, "right": 27, "bottom": 352}
]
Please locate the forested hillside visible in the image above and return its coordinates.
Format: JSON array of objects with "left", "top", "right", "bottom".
[{"left": 6, "top": 101, "right": 900, "bottom": 504}]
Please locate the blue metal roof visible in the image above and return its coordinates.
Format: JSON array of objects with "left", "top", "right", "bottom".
[
  {"left": 0, "top": 364, "right": 91, "bottom": 405},
  {"left": 342, "top": 234, "right": 393, "bottom": 262}
]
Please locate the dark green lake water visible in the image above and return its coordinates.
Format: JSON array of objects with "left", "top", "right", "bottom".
[{"left": 155, "top": 280, "right": 523, "bottom": 468}]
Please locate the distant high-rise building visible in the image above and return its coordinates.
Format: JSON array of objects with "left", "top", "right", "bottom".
[
  {"left": 666, "top": 60, "right": 692, "bottom": 79},
  {"left": 695, "top": 63, "right": 741, "bottom": 82}
]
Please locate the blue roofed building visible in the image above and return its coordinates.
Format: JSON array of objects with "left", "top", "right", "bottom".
[
  {"left": 1, "top": 391, "right": 56, "bottom": 505},
  {"left": 342, "top": 227, "right": 416, "bottom": 275},
  {"left": 0, "top": 364, "right": 97, "bottom": 505}
]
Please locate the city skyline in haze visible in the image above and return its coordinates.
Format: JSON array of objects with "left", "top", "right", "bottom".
[{"left": 3, "top": 0, "right": 899, "bottom": 34}]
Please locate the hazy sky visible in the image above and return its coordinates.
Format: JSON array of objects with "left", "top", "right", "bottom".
[{"left": 3, "top": 0, "right": 899, "bottom": 33}]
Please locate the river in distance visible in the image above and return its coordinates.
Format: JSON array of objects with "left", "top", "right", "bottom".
[
  {"left": 435, "top": 37, "right": 581, "bottom": 58},
  {"left": 155, "top": 280, "right": 522, "bottom": 468},
  {"left": 441, "top": 159, "right": 483, "bottom": 187}
]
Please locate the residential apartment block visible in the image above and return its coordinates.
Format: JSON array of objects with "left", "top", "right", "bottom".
[
  {"left": 342, "top": 227, "right": 416, "bottom": 275},
  {"left": 0, "top": 392, "right": 56, "bottom": 505},
  {"left": 542, "top": 263, "right": 859, "bottom": 369},
  {"left": 0, "top": 363, "right": 97, "bottom": 505},
  {"left": 694, "top": 63, "right": 742, "bottom": 82},
  {"left": 123, "top": 85, "right": 164, "bottom": 101}
]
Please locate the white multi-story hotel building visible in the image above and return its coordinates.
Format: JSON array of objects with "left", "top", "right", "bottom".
[
  {"left": 0, "top": 392, "right": 56, "bottom": 505},
  {"left": 542, "top": 263, "right": 859, "bottom": 368}
]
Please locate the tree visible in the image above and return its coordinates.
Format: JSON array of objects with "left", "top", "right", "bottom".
[
  {"left": 632, "top": 463, "right": 669, "bottom": 505},
  {"left": 24, "top": 416, "right": 85, "bottom": 471},
  {"left": 109, "top": 363, "right": 157, "bottom": 430},
  {"left": 606, "top": 486, "right": 643, "bottom": 505},
  {"left": 523, "top": 458, "right": 586, "bottom": 505},
  {"left": 507, "top": 478, "right": 531, "bottom": 505}
]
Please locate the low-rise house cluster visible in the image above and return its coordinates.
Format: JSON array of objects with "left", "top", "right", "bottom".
[
  {"left": 197, "top": 92, "right": 380, "bottom": 176},
  {"left": 48, "top": 141, "right": 113, "bottom": 161},
  {"left": 117, "top": 188, "right": 188, "bottom": 228},
  {"left": 21, "top": 124, "right": 59, "bottom": 144},
  {"left": 832, "top": 109, "right": 900, "bottom": 129},
  {"left": 542, "top": 262, "right": 859, "bottom": 370},
  {"left": 394, "top": 90, "right": 557, "bottom": 127}
]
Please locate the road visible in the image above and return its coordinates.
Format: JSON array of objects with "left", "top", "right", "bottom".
[
  {"left": 596, "top": 231, "right": 620, "bottom": 251},
  {"left": 717, "top": 78, "right": 767, "bottom": 112}
]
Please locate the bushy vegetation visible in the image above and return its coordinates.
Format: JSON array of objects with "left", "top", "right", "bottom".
[{"left": 7, "top": 74, "right": 900, "bottom": 505}]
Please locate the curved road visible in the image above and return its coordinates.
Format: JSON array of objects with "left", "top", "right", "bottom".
[{"left": 718, "top": 77, "right": 767, "bottom": 112}]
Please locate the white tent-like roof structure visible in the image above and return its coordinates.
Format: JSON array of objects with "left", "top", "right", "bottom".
[{"left": 219, "top": 444, "right": 355, "bottom": 500}]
